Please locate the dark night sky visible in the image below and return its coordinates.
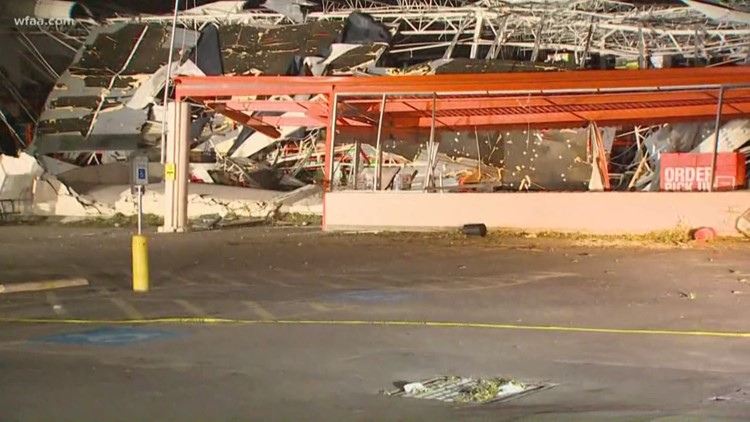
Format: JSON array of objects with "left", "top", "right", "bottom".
[{"left": 78, "top": 0, "right": 228, "bottom": 16}]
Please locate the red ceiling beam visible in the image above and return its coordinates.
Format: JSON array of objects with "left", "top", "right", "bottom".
[
  {"left": 175, "top": 68, "right": 750, "bottom": 99},
  {"left": 345, "top": 89, "right": 750, "bottom": 114},
  {"left": 238, "top": 95, "right": 750, "bottom": 129},
  {"left": 182, "top": 69, "right": 750, "bottom": 133}
]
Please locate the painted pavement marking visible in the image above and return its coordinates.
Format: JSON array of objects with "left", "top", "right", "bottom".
[
  {"left": 243, "top": 300, "right": 276, "bottom": 320},
  {"left": 34, "top": 326, "right": 181, "bottom": 346},
  {"left": 174, "top": 299, "right": 207, "bottom": 317},
  {"left": 110, "top": 298, "right": 144, "bottom": 319}
]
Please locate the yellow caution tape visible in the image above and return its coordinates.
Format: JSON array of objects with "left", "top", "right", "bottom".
[{"left": 1, "top": 317, "right": 749, "bottom": 338}]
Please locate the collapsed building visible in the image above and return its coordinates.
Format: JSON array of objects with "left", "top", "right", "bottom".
[{"left": 1, "top": 0, "right": 750, "bottom": 233}]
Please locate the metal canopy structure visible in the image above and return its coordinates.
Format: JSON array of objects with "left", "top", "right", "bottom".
[
  {"left": 176, "top": 67, "right": 750, "bottom": 131},
  {"left": 169, "top": 67, "right": 750, "bottom": 212}
]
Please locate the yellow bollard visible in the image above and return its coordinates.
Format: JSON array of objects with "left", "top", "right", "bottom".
[{"left": 132, "top": 235, "right": 149, "bottom": 292}]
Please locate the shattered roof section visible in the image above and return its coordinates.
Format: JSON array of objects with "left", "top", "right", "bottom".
[
  {"left": 390, "top": 59, "right": 564, "bottom": 76},
  {"left": 34, "top": 23, "right": 198, "bottom": 153},
  {"left": 433, "top": 59, "right": 565, "bottom": 74},
  {"left": 219, "top": 21, "right": 345, "bottom": 76},
  {"left": 326, "top": 44, "right": 388, "bottom": 74}
]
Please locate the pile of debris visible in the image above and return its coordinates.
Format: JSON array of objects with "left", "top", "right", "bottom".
[{"left": 0, "top": 152, "right": 322, "bottom": 220}]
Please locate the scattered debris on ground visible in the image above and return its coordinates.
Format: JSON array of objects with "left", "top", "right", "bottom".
[
  {"left": 384, "top": 376, "right": 544, "bottom": 404},
  {"left": 678, "top": 291, "right": 698, "bottom": 300}
]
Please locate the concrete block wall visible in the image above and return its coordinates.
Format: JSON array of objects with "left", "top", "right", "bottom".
[{"left": 324, "top": 191, "right": 750, "bottom": 236}]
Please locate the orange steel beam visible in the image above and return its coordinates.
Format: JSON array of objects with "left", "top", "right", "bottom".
[
  {"left": 175, "top": 68, "right": 750, "bottom": 99},
  {"left": 214, "top": 90, "right": 750, "bottom": 128},
  {"left": 344, "top": 90, "right": 750, "bottom": 113},
  {"left": 246, "top": 105, "right": 750, "bottom": 129},
  {"left": 215, "top": 88, "right": 750, "bottom": 129},
  {"left": 204, "top": 88, "right": 750, "bottom": 117},
  {"left": 209, "top": 104, "right": 282, "bottom": 138}
]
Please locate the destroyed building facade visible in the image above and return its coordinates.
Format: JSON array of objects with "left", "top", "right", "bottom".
[{"left": 1, "top": 0, "right": 750, "bottom": 224}]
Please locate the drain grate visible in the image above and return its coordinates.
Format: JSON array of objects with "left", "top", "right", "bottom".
[{"left": 384, "top": 376, "right": 550, "bottom": 404}]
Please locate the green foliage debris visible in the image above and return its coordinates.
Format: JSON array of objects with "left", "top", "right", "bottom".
[{"left": 456, "top": 378, "right": 526, "bottom": 403}]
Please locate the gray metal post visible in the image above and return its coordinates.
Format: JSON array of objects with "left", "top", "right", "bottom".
[
  {"left": 327, "top": 93, "right": 339, "bottom": 191},
  {"left": 137, "top": 186, "right": 143, "bottom": 235},
  {"left": 374, "top": 94, "right": 387, "bottom": 191},
  {"left": 709, "top": 86, "right": 726, "bottom": 192},
  {"left": 423, "top": 93, "right": 437, "bottom": 191},
  {"left": 352, "top": 140, "right": 361, "bottom": 189}
]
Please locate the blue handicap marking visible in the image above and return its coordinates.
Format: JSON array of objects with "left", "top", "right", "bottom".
[
  {"left": 137, "top": 168, "right": 146, "bottom": 179},
  {"left": 35, "top": 326, "right": 181, "bottom": 346},
  {"left": 325, "top": 290, "right": 412, "bottom": 303}
]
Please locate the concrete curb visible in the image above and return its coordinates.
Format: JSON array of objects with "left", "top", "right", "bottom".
[{"left": 0, "top": 278, "right": 89, "bottom": 294}]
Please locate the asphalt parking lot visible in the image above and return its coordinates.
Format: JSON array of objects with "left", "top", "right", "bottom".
[{"left": 2, "top": 225, "right": 750, "bottom": 421}]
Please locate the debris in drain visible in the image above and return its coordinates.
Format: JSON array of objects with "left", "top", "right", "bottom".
[
  {"left": 403, "top": 382, "right": 427, "bottom": 394},
  {"left": 457, "top": 378, "right": 526, "bottom": 403},
  {"left": 384, "top": 376, "right": 548, "bottom": 404}
]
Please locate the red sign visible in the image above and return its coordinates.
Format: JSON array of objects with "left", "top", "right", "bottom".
[{"left": 660, "top": 152, "right": 746, "bottom": 191}]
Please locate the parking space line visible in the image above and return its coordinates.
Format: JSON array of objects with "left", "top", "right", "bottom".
[
  {"left": 205, "top": 272, "right": 242, "bottom": 287},
  {"left": 308, "top": 302, "right": 336, "bottom": 313},
  {"left": 268, "top": 270, "right": 297, "bottom": 287},
  {"left": 243, "top": 301, "right": 275, "bottom": 320},
  {"left": 173, "top": 274, "right": 197, "bottom": 286},
  {"left": 174, "top": 299, "right": 206, "bottom": 317},
  {"left": 7, "top": 317, "right": 750, "bottom": 339},
  {"left": 110, "top": 298, "right": 144, "bottom": 319},
  {"left": 266, "top": 278, "right": 294, "bottom": 288},
  {"left": 96, "top": 287, "right": 113, "bottom": 296}
]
